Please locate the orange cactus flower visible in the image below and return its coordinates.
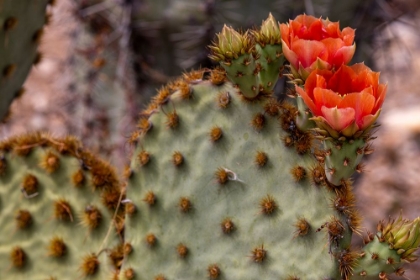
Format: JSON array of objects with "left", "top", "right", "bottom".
[
  {"left": 280, "top": 14, "right": 356, "bottom": 80},
  {"left": 295, "top": 63, "right": 387, "bottom": 138}
]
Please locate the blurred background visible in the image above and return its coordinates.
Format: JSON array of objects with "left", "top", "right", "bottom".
[{"left": 1, "top": 0, "right": 420, "bottom": 277}]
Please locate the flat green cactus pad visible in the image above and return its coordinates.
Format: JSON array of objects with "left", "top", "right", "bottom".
[
  {"left": 0, "top": 133, "right": 123, "bottom": 279},
  {"left": 121, "top": 69, "right": 358, "bottom": 279}
]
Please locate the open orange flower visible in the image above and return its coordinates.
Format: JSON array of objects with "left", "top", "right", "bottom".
[
  {"left": 295, "top": 63, "right": 387, "bottom": 138},
  {"left": 280, "top": 14, "right": 356, "bottom": 80}
]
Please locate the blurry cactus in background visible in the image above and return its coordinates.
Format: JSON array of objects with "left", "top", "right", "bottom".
[{"left": 0, "top": 0, "right": 51, "bottom": 121}]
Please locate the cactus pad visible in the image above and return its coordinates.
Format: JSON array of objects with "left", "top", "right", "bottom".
[
  {"left": 121, "top": 69, "right": 359, "bottom": 279},
  {"left": 0, "top": 133, "right": 123, "bottom": 279}
]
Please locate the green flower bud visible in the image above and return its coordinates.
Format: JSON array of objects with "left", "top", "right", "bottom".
[
  {"left": 254, "top": 13, "right": 282, "bottom": 45},
  {"left": 380, "top": 215, "right": 420, "bottom": 262},
  {"left": 210, "top": 25, "right": 253, "bottom": 62}
]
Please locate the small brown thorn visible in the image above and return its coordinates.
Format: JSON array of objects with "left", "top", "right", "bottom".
[
  {"left": 124, "top": 268, "right": 135, "bottom": 279},
  {"left": 177, "top": 243, "right": 189, "bottom": 258},
  {"left": 179, "top": 197, "right": 192, "bottom": 213},
  {"left": 155, "top": 274, "right": 166, "bottom": 280},
  {"left": 146, "top": 233, "right": 157, "bottom": 247},
  {"left": 40, "top": 151, "right": 60, "bottom": 173},
  {"left": 291, "top": 166, "right": 306, "bottom": 182},
  {"left": 259, "top": 195, "right": 277, "bottom": 215},
  {"left": 210, "top": 127, "right": 223, "bottom": 142},
  {"left": 10, "top": 247, "right": 26, "bottom": 268},
  {"left": 283, "top": 135, "right": 294, "bottom": 147},
  {"left": 172, "top": 151, "right": 184, "bottom": 167},
  {"left": 72, "top": 169, "right": 85, "bottom": 187},
  {"left": 215, "top": 168, "right": 229, "bottom": 184},
  {"left": 221, "top": 218, "right": 235, "bottom": 234},
  {"left": 143, "top": 191, "right": 156, "bottom": 206},
  {"left": 395, "top": 267, "right": 405, "bottom": 276},
  {"left": 82, "top": 205, "right": 102, "bottom": 230},
  {"left": 378, "top": 272, "right": 388, "bottom": 280},
  {"left": 54, "top": 199, "right": 73, "bottom": 222},
  {"left": 153, "top": 86, "right": 171, "bottom": 106},
  {"left": 310, "top": 165, "right": 325, "bottom": 186},
  {"left": 386, "top": 257, "right": 395, "bottom": 264},
  {"left": 363, "top": 230, "right": 375, "bottom": 244},
  {"left": 166, "top": 111, "right": 179, "bottom": 129},
  {"left": 15, "top": 210, "right": 32, "bottom": 230},
  {"left": 343, "top": 158, "right": 350, "bottom": 167},
  {"left": 22, "top": 174, "right": 39, "bottom": 197},
  {"left": 207, "top": 264, "right": 220, "bottom": 279},
  {"left": 293, "top": 218, "right": 310, "bottom": 237},
  {"left": 371, "top": 253, "right": 379, "bottom": 260},
  {"left": 80, "top": 254, "right": 100, "bottom": 276},
  {"left": 215, "top": 167, "right": 240, "bottom": 185},
  {"left": 251, "top": 245, "right": 266, "bottom": 263},
  {"left": 217, "top": 92, "right": 230, "bottom": 108},
  {"left": 364, "top": 145, "right": 374, "bottom": 155},
  {"left": 337, "top": 249, "right": 358, "bottom": 279},
  {"left": 355, "top": 163, "right": 365, "bottom": 173},
  {"left": 138, "top": 150, "right": 150, "bottom": 166},
  {"left": 255, "top": 151, "right": 268, "bottom": 167},
  {"left": 48, "top": 237, "right": 67, "bottom": 257},
  {"left": 263, "top": 99, "right": 280, "bottom": 116},
  {"left": 210, "top": 69, "right": 226, "bottom": 85}
]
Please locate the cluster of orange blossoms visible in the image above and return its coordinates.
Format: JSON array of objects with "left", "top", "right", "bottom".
[{"left": 281, "top": 14, "right": 387, "bottom": 138}]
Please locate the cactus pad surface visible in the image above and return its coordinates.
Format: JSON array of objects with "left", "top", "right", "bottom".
[
  {"left": 0, "top": 133, "right": 123, "bottom": 279},
  {"left": 121, "top": 69, "right": 358, "bottom": 279}
]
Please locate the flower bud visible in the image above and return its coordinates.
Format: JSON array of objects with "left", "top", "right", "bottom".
[
  {"left": 255, "top": 13, "right": 281, "bottom": 45},
  {"left": 380, "top": 215, "right": 420, "bottom": 262},
  {"left": 211, "top": 25, "right": 252, "bottom": 62}
]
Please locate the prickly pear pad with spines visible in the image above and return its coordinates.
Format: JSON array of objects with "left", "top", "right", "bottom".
[
  {"left": 0, "top": 133, "right": 123, "bottom": 279},
  {"left": 0, "top": 0, "right": 51, "bottom": 121},
  {"left": 121, "top": 69, "right": 357, "bottom": 279},
  {"left": 352, "top": 236, "right": 401, "bottom": 279}
]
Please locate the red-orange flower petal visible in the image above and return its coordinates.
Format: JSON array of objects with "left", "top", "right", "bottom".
[
  {"left": 280, "top": 14, "right": 356, "bottom": 80},
  {"left": 280, "top": 24, "right": 290, "bottom": 45},
  {"left": 332, "top": 44, "right": 356, "bottom": 69},
  {"left": 339, "top": 89, "right": 375, "bottom": 127},
  {"left": 321, "top": 106, "right": 355, "bottom": 132},
  {"left": 341, "top": 27, "right": 355, "bottom": 45},
  {"left": 313, "top": 88, "right": 343, "bottom": 109},
  {"left": 360, "top": 110, "right": 381, "bottom": 131},
  {"left": 296, "top": 85, "right": 319, "bottom": 115},
  {"left": 373, "top": 84, "right": 387, "bottom": 113},
  {"left": 296, "top": 63, "right": 387, "bottom": 138},
  {"left": 291, "top": 39, "right": 327, "bottom": 69},
  {"left": 327, "top": 65, "right": 356, "bottom": 95}
]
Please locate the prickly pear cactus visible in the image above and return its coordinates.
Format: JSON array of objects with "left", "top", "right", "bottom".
[
  {"left": 120, "top": 68, "right": 358, "bottom": 279},
  {"left": 0, "top": 0, "right": 51, "bottom": 121},
  {"left": 0, "top": 133, "right": 123, "bottom": 279},
  {"left": 117, "top": 14, "right": 420, "bottom": 280}
]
